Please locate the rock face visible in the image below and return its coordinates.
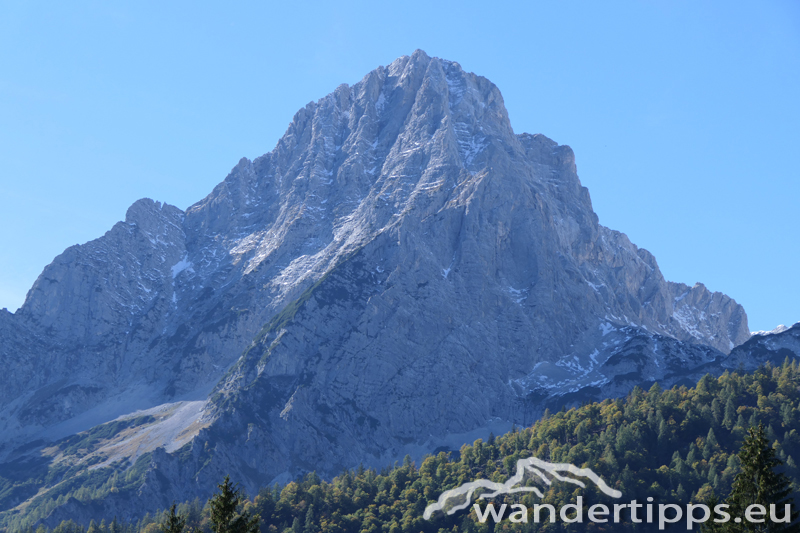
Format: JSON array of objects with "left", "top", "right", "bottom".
[{"left": 0, "top": 50, "right": 754, "bottom": 524}]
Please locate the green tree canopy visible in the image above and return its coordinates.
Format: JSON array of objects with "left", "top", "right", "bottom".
[
  {"left": 159, "top": 503, "right": 185, "bottom": 533},
  {"left": 726, "top": 424, "right": 798, "bottom": 533},
  {"left": 208, "top": 476, "right": 260, "bottom": 533}
]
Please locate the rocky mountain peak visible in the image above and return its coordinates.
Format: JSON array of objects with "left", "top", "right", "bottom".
[
  {"left": 124, "top": 198, "right": 184, "bottom": 228},
  {"left": 0, "top": 52, "right": 757, "bottom": 524}
]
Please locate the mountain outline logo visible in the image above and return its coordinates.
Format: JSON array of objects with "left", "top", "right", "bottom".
[{"left": 423, "top": 456, "right": 622, "bottom": 520}]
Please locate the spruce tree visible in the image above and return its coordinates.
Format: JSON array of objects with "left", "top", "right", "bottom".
[
  {"left": 703, "top": 494, "right": 727, "bottom": 533},
  {"left": 725, "top": 398, "right": 738, "bottom": 429},
  {"left": 159, "top": 503, "right": 186, "bottom": 533},
  {"left": 303, "top": 504, "right": 315, "bottom": 533},
  {"left": 291, "top": 517, "right": 302, "bottom": 533},
  {"left": 208, "top": 475, "right": 260, "bottom": 533},
  {"left": 726, "top": 424, "right": 798, "bottom": 533}
]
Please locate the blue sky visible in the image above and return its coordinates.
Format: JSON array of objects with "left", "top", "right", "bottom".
[{"left": 0, "top": 1, "right": 797, "bottom": 332}]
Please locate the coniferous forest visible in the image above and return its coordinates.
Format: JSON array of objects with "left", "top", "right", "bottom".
[{"left": 11, "top": 359, "right": 800, "bottom": 533}]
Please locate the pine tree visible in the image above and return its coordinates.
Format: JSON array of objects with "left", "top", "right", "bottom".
[
  {"left": 702, "top": 494, "right": 726, "bottom": 533},
  {"left": 159, "top": 503, "right": 186, "bottom": 533},
  {"left": 705, "top": 428, "right": 720, "bottom": 460},
  {"left": 725, "top": 398, "right": 738, "bottom": 429},
  {"left": 291, "top": 517, "right": 302, "bottom": 533},
  {"left": 303, "top": 504, "right": 315, "bottom": 533},
  {"left": 726, "top": 424, "right": 798, "bottom": 533},
  {"left": 208, "top": 475, "right": 260, "bottom": 533}
]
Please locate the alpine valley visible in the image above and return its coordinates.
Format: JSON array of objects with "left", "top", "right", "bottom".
[{"left": 0, "top": 51, "right": 794, "bottom": 528}]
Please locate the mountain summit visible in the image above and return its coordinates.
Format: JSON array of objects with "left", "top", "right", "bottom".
[{"left": 0, "top": 50, "right": 750, "bottom": 525}]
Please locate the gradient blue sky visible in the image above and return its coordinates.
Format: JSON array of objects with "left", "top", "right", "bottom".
[{"left": 1, "top": 1, "right": 797, "bottom": 332}]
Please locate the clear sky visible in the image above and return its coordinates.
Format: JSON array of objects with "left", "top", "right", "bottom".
[{"left": 0, "top": 1, "right": 797, "bottom": 333}]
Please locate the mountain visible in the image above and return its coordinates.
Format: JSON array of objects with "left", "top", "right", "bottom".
[{"left": 0, "top": 50, "right": 756, "bottom": 526}]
